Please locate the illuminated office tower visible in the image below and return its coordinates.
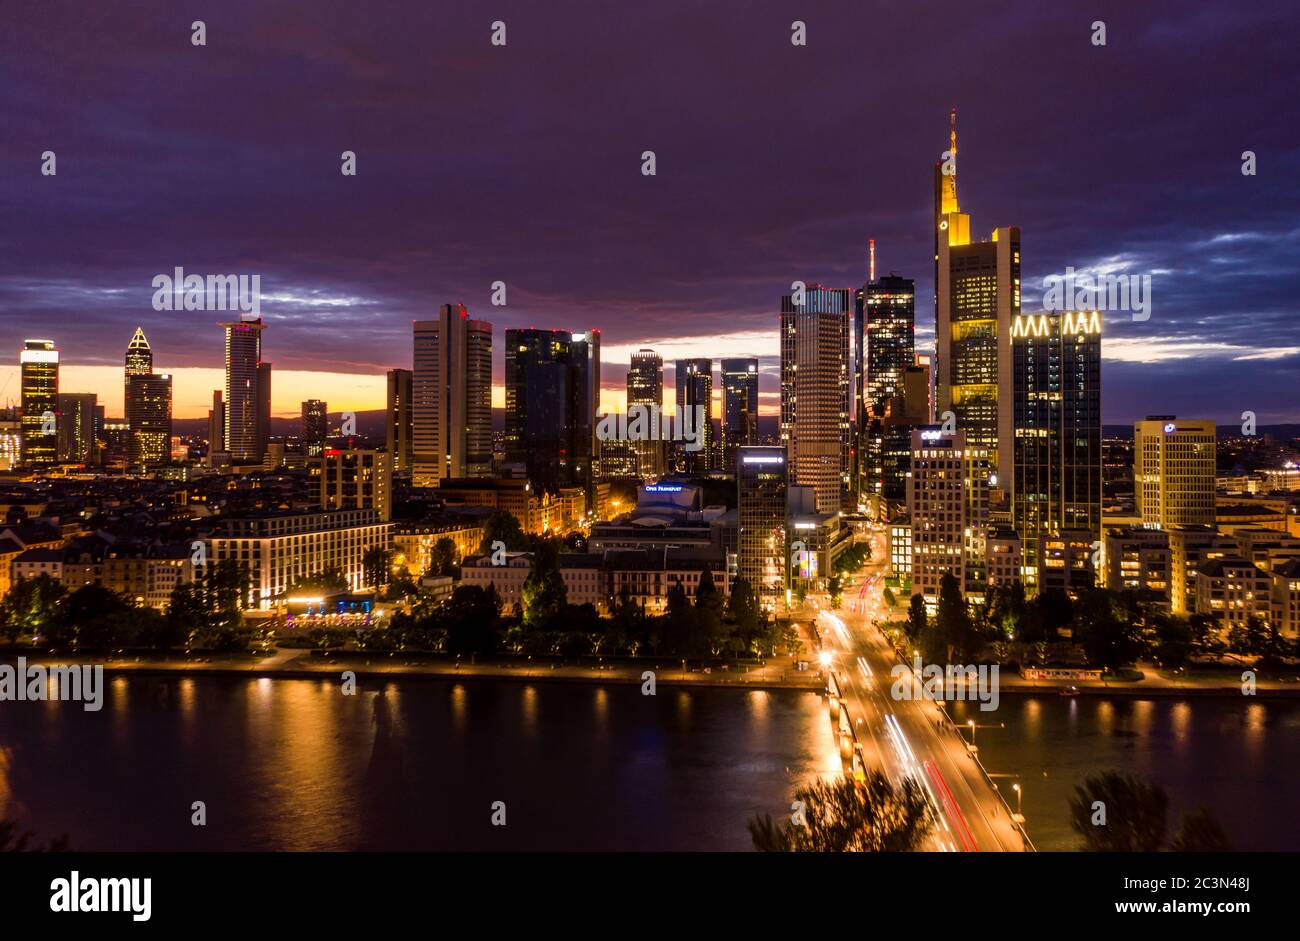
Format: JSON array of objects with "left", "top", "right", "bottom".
[
  {"left": 20, "top": 339, "right": 59, "bottom": 467},
  {"left": 414, "top": 305, "right": 493, "bottom": 486},
  {"left": 386, "top": 368, "right": 413, "bottom": 472},
  {"left": 1009, "top": 311, "right": 1103, "bottom": 586},
  {"left": 626, "top": 349, "right": 664, "bottom": 478},
  {"left": 256, "top": 362, "right": 273, "bottom": 457},
  {"left": 721, "top": 357, "right": 759, "bottom": 472},
  {"left": 124, "top": 326, "right": 152, "bottom": 395},
  {"left": 220, "top": 318, "right": 266, "bottom": 462},
  {"left": 855, "top": 272, "right": 916, "bottom": 503},
  {"left": 302, "top": 399, "right": 328, "bottom": 456},
  {"left": 877, "top": 363, "right": 932, "bottom": 502},
  {"left": 1134, "top": 417, "right": 1217, "bottom": 528},
  {"left": 737, "top": 446, "right": 788, "bottom": 604},
  {"left": 908, "top": 427, "right": 990, "bottom": 605},
  {"left": 57, "top": 392, "right": 97, "bottom": 464},
  {"left": 675, "top": 358, "right": 713, "bottom": 474},
  {"left": 504, "top": 327, "right": 599, "bottom": 493},
  {"left": 780, "top": 285, "right": 851, "bottom": 513},
  {"left": 933, "top": 110, "right": 1020, "bottom": 473},
  {"left": 126, "top": 373, "right": 172, "bottom": 466}
]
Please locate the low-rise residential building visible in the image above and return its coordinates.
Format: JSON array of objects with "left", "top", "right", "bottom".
[
  {"left": 1194, "top": 555, "right": 1272, "bottom": 632},
  {"left": 1104, "top": 526, "right": 1170, "bottom": 601},
  {"left": 985, "top": 527, "right": 1022, "bottom": 588},
  {"left": 1037, "top": 529, "right": 1097, "bottom": 597},
  {"left": 1167, "top": 525, "right": 1238, "bottom": 616}
]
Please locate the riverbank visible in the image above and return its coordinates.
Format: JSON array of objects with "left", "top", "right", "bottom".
[{"left": 0, "top": 648, "right": 826, "bottom": 692}]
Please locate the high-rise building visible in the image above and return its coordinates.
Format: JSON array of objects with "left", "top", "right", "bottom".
[
  {"left": 302, "top": 399, "right": 327, "bottom": 457},
  {"left": 124, "top": 326, "right": 152, "bottom": 397},
  {"left": 504, "top": 327, "right": 600, "bottom": 494},
  {"left": 256, "top": 362, "right": 273, "bottom": 457},
  {"left": 1134, "top": 417, "right": 1217, "bottom": 528},
  {"left": 675, "top": 358, "right": 713, "bottom": 474},
  {"left": 220, "top": 318, "right": 266, "bottom": 462},
  {"left": 126, "top": 373, "right": 172, "bottom": 466},
  {"left": 721, "top": 357, "right": 759, "bottom": 472},
  {"left": 0, "top": 408, "right": 22, "bottom": 471},
  {"left": 207, "top": 390, "right": 225, "bottom": 464},
  {"left": 855, "top": 273, "right": 917, "bottom": 504},
  {"left": 413, "top": 305, "right": 493, "bottom": 486},
  {"left": 626, "top": 349, "right": 664, "bottom": 479},
  {"left": 737, "top": 445, "right": 788, "bottom": 605},
  {"left": 20, "top": 339, "right": 59, "bottom": 467},
  {"left": 1010, "top": 311, "right": 1103, "bottom": 586},
  {"left": 933, "top": 111, "right": 1020, "bottom": 474},
  {"left": 386, "top": 368, "right": 413, "bottom": 472},
  {"left": 57, "top": 392, "right": 97, "bottom": 465},
  {"left": 780, "top": 285, "right": 851, "bottom": 514},
  {"left": 908, "top": 426, "right": 990, "bottom": 604},
  {"left": 314, "top": 447, "right": 392, "bottom": 522}
]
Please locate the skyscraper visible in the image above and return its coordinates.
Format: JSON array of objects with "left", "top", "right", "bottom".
[
  {"left": 220, "top": 318, "right": 266, "bottom": 462},
  {"left": 1135, "top": 417, "right": 1217, "bottom": 528},
  {"left": 504, "top": 327, "right": 599, "bottom": 494},
  {"left": 302, "top": 399, "right": 328, "bottom": 456},
  {"left": 126, "top": 373, "right": 172, "bottom": 466},
  {"left": 57, "top": 392, "right": 97, "bottom": 465},
  {"left": 855, "top": 273, "right": 916, "bottom": 504},
  {"left": 1009, "top": 311, "right": 1103, "bottom": 586},
  {"left": 780, "top": 285, "right": 851, "bottom": 514},
  {"left": 737, "top": 445, "right": 788, "bottom": 605},
  {"left": 207, "top": 390, "right": 225, "bottom": 463},
  {"left": 626, "top": 349, "right": 664, "bottom": 479},
  {"left": 413, "top": 305, "right": 493, "bottom": 486},
  {"left": 386, "top": 368, "right": 413, "bottom": 472},
  {"left": 721, "top": 357, "right": 759, "bottom": 472},
  {"left": 933, "top": 111, "right": 1021, "bottom": 473},
  {"left": 20, "top": 339, "right": 58, "bottom": 467},
  {"left": 675, "top": 358, "right": 713, "bottom": 474},
  {"left": 123, "top": 327, "right": 171, "bottom": 467},
  {"left": 256, "top": 362, "right": 273, "bottom": 458}
]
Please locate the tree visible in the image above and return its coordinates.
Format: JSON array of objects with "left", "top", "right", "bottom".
[
  {"left": 748, "top": 774, "right": 931, "bottom": 852},
  {"left": 1170, "top": 808, "right": 1231, "bottom": 852},
  {"left": 50, "top": 585, "right": 133, "bottom": 650},
  {"left": 478, "top": 510, "right": 528, "bottom": 556},
  {"left": 429, "top": 537, "right": 459, "bottom": 578},
  {"left": 694, "top": 569, "right": 727, "bottom": 655},
  {"left": 905, "top": 594, "right": 927, "bottom": 645},
  {"left": 0, "top": 574, "right": 66, "bottom": 643},
  {"left": 1069, "top": 771, "right": 1168, "bottom": 851},
  {"left": 0, "top": 819, "right": 69, "bottom": 852},
  {"left": 934, "top": 573, "right": 973, "bottom": 662},
  {"left": 827, "top": 575, "right": 843, "bottom": 610},
  {"left": 521, "top": 541, "right": 566, "bottom": 628},
  {"left": 728, "top": 576, "right": 760, "bottom": 637},
  {"left": 1074, "top": 589, "right": 1144, "bottom": 672},
  {"left": 362, "top": 546, "right": 393, "bottom": 590},
  {"left": 443, "top": 584, "right": 502, "bottom": 655}
]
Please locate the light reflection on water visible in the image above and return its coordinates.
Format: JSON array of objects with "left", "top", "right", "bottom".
[
  {"left": 0, "top": 675, "right": 833, "bottom": 851},
  {"left": 949, "top": 695, "right": 1300, "bottom": 851}
]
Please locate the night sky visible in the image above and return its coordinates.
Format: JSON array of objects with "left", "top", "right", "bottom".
[{"left": 3, "top": 1, "right": 1298, "bottom": 422}]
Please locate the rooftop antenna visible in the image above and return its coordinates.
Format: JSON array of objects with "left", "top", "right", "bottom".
[{"left": 869, "top": 239, "right": 876, "bottom": 283}]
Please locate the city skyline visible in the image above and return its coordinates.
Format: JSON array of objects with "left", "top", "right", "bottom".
[{"left": 3, "top": 2, "right": 1298, "bottom": 423}]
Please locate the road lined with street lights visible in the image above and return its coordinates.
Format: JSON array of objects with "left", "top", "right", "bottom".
[{"left": 815, "top": 526, "right": 1032, "bottom": 852}]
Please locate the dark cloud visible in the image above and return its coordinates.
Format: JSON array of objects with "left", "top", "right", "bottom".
[{"left": 1, "top": 0, "right": 1297, "bottom": 421}]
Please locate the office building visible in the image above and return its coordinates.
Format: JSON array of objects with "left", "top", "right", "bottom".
[
  {"left": 207, "top": 390, "right": 225, "bottom": 464},
  {"left": 675, "top": 358, "right": 713, "bottom": 474},
  {"left": 126, "top": 373, "right": 172, "bottom": 467},
  {"left": 302, "top": 399, "right": 327, "bottom": 456},
  {"left": 56, "top": 392, "right": 97, "bottom": 465},
  {"left": 313, "top": 447, "right": 392, "bottom": 522},
  {"left": 933, "top": 111, "right": 1020, "bottom": 473},
  {"left": 780, "top": 284, "right": 851, "bottom": 514},
  {"left": 626, "top": 349, "right": 664, "bottom": 479},
  {"left": 413, "top": 305, "right": 493, "bottom": 486},
  {"left": 737, "top": 446, "right": 788, "bottom": 604},
  {"left": 1104, "top": 526, "right": 1171, "bottom": 600},
  {"left": 504, "top": 327, "right": 600, "bottom": 494},
  {"left": 1134, "top": 417, "right": 1216, "bottom": 528},
  {"left": 220, "top": 318, "right": 266, "bottom": 462},
  {"left": 20, "top": 339, "right": 59, "bottom": 467},
  {"left": 386, "top": 368, "right": 413, "bottom": 472},
  {"left": 908, "top": 427, "right": 990, "bottom": 604},
  {"left": 256, "top": 362, "right": 272, "bottom": 456},
  {"left": 721, "top": 357, "right": 759, "bottom": 472},
  {"left": 1009, "top": 311, "right": 1103, "bottom": 586}
]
